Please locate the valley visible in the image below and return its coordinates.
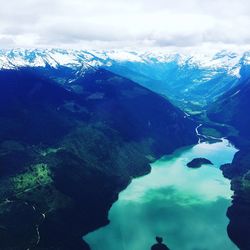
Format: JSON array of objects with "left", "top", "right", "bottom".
[
  {"left": 0, "top": 49, "right": 249, "bottom": 250},
  {"left": 0, "top": 65, "right": 196, "bottom": 249}
]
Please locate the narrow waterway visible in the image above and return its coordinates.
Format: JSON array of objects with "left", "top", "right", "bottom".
[{"left": 84, "top": 134, "right": 238, "bottom": 250}]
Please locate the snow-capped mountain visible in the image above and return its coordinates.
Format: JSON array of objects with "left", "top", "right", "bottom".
[
  {"left": 95, "top": 49, "right": 250, "bottom": 112},
  {"left": 0, "top": 49, "right": 102, "bottom": 70},
  {"left": 93, "top": 49, "right": 248, "bottom": 77},
  {"left": 1, "top": 48, "right": 249, "bottom": 113},
  {"left": 1, "top": 48, "right": 249, "bottom": 74}
]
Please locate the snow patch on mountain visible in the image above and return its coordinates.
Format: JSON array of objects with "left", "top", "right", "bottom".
[
  {"left": 91, "top": 49, "right": 246, "bottom": 78},
  {"left": 0, "top": 48, "right": 249, "bottom": 79},
  {"left": 0, "top": 49, "right": 101, "bottom": 70}
]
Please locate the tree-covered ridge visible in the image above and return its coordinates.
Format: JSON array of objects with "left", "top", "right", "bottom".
[
  {"left": 208, "top": 75, "right": 250, "bottom": 249},
  {"left": 0, "top": 68, "right": 196, "bottom": 249}
]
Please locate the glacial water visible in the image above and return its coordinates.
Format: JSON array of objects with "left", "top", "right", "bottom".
[{"left": 84, "top": 138, "right": 238, "bottom": 250}]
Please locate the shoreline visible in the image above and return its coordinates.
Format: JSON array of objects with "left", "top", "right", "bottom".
[{"left": 85, "top": 132, "right": 238, "bottom": 250}]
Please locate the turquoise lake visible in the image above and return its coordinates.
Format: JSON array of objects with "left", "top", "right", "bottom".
[{"left": 84, "top": 139, "right": 238, "bottom": 250}]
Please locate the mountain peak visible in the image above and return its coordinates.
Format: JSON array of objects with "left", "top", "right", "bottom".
[
  {"left": 0, "top": 49, "right": 102, "bottom": 70},
  {"left": 0, "top": 48, "right": 249, "bottom": 74}
]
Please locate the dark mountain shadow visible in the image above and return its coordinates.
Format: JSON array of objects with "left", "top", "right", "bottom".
[{"left": 0, "top": 67, "right": 196, "bottom": 249}]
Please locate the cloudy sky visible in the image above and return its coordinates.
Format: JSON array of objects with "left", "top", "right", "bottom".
[{"left": 0, "top": 0, "right": 250, "bottom": 49}]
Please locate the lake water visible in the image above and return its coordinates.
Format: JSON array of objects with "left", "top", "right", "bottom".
[{"left": 84, "top": 139, "right": 238, "bottom": 250}]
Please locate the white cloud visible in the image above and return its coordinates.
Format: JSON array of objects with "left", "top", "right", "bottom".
[{"left": 0, "top": 0, "right": 249, "bottom": 49}]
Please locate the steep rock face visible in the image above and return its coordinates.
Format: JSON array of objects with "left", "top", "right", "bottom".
[
  {"left": 208, "top": 76, "right": 250, "bottom": 250},
  {"left": 0, "top": 68, "right": 197, "bottom": 249}
]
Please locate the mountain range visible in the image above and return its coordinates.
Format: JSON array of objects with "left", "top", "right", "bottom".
[
  {"left": 1, "top": 48, "right": 250, "bottom": 250},
  {"left": 1, "top": 48, "right": 250, "bottom": 112}
]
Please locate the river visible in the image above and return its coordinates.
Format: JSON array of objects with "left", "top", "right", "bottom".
[{"left": 84, "top": 131, "right": 238, "bottom": 250}]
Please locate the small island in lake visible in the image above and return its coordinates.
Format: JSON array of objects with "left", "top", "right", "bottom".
[{"left": 187, "top": 158, "right": 213, "bottom": 168}]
